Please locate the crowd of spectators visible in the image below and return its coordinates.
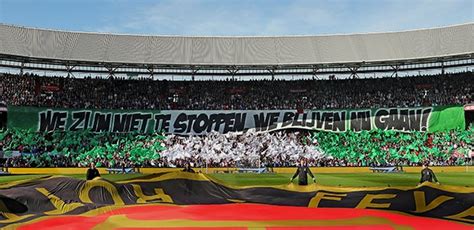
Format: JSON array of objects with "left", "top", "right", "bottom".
[
  {"left": 0, "top": 72, "right": 472, "bottom": 110},
  {"left": 0, "top": 129, "right": 164, "bottom": 168},
  {"left": 0, "top": 71, "right": 473, "bottom": 168},
  {"left": 1, "top": 128, "right": 472, "bottom": 168}
]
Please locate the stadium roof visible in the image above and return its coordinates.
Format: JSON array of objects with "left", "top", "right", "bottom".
[{"left": 0, "top": 23, "right": 472, "bottom": 76}]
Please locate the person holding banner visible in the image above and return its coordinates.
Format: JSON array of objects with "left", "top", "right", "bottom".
[
  {"left": 290, "top": 159, "right": 316, "bottom": 185},
  {"left": 86, "top": 162, "right": 101, "bottom": 180},
  {"left": 182, "top": 162, "right": 195, "bottom": 173},
  {"left": 418, "top": 162, "right": 439, "bottom": 185}
]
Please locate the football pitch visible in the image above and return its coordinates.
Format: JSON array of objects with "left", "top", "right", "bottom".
[
  {"left": 0, "top": 171, "right": 472, "bottom": 229},
  {"left": 1, "top": 171, "right": 473, "bottom": 187}
]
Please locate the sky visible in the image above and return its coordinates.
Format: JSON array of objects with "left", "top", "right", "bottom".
[{"left": 0, "top": 0, "right": 472, "bottom": 36}]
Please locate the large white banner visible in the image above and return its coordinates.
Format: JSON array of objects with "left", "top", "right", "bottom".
[{"left": 28, "top": 108, "right": 434, "bottom": 135}]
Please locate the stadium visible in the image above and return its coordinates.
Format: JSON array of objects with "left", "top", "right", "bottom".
[{"left": 0, "top": 2, "right": 473, "bottom": 229}]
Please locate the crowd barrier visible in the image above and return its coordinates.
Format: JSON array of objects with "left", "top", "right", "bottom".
[{"left": 2, "top": 166, "right": 471, "bottom": 175}]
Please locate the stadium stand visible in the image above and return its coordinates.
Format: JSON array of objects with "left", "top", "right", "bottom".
[
  {"left": 0, "top": 128, "right": 472, "bottom": 168},
  {"left": 0, "top": 72, "right": 472, "bottom": 110},
  {"left": 0, "top": 23, "right": 473, "bottom": 170}
]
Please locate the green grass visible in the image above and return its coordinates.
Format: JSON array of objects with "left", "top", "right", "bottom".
[
  {"left": 0, "top": 172, "right": 472, "bottom": 187},
  {"left": 208, "top": 172, "right": 474, "bottom": 187}
]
